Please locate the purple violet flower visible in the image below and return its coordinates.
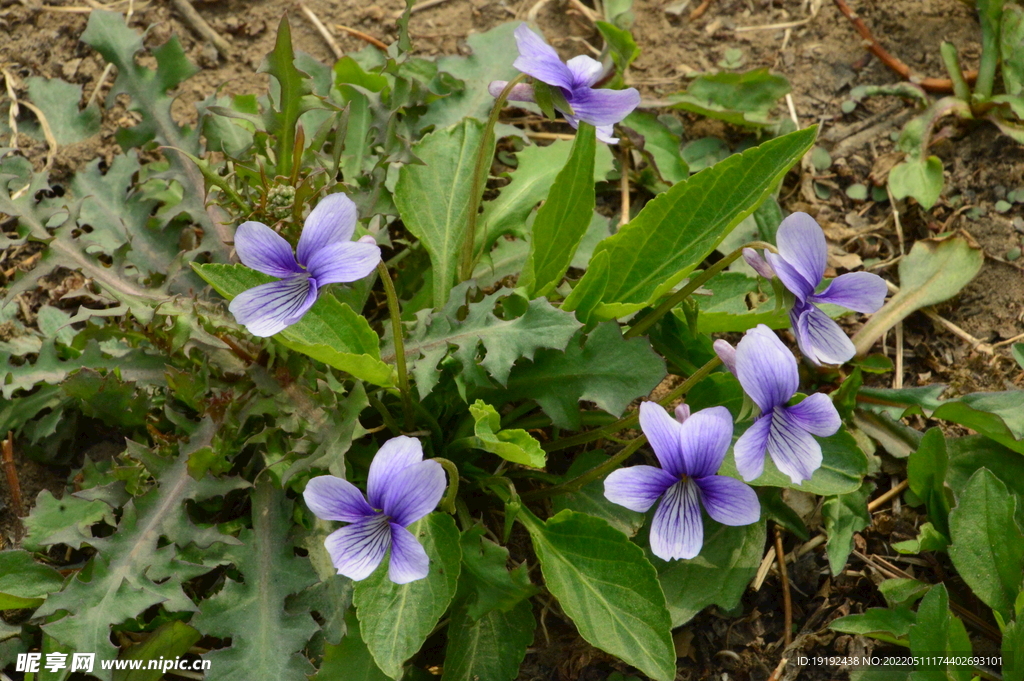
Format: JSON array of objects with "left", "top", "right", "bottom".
[
  {"left": 731, "top": 325, "right": 841, "bottom": 484},
  {"left": 229, "top": 193, "right": 381, "bottom": 337},
  {"left": 487, "top": 24, "right": 640, "bottom": 144},
  {"left": 303, "top": 436, "right": 446, "bottom": 584},
  {"left": 604, "top": 402, "right": 759, "bottom": 561},
  {"left": 759, "top": 212, "right": 887, "bottom": 365}
]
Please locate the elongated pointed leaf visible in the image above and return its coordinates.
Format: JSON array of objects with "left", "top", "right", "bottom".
[
  {"left": 354, "top": 513, "right": 462, "bottom": 679},
  {"left": 395, "top": 119, "right": 487, "bottom": 307},
  {"left": 519, "top": 122, "right": 597, "bottom": 297},
  {"left": 521, "top": 509, "right": 676, "bottom": 681},
  {"left": 822, "top": 481, "right": 874, "bottom": 575},
  {"left": 577, "top": 125, "right": 816, "bottom": 320},
  {"left": 193, "top": 263, "right": 394, "bottom": 386}
]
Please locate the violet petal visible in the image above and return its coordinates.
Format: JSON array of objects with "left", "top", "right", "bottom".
[
  {"left": 638, "top": 401, "right": 685, "bottom": 477},
  {"left": 594, "top": 124, "right": 619, "bottom": 144},
  {"left": 366, "top": 436, "right": 423, "bottom": 509},
  {"left": 674, "top": 403, "right": 691, "bottom": 423},
  {"left": 650, "top": 479, "right": 703, "bottom": 561},
  {"left": 776, "top": 212, "right": 827, "bottom": 291},
  {"left": 568, "top": 86, "right": 641, "bottom": 127},
  {"left": 713, "top": 339, "right": 738, "bottom": 376},
  {"left": 303, "top": 475, "right": 375, "bottom": 522},
  {"left": 323, "top": 515, "right": 391, "bottom": 581},
  {"left": 296, "top": 193, "right": 358, "bottom": 267},
  {"left": 742, "top": 248, "right": 776, "bottom": 279},
  {"left": 695, "top": 475, "right": 761, "bottom": 526},
  {"left": 603, "top": 465, "right": 677, "bottom": 513},
  {"left": 765, "top": 250, "right": 816, "bottom": 301},
  {"left": 488, "top": 80, "right": 537, "bottom": 102},
  {"left": 388, "top": 522, "right": 430, "bottom": 584},
  {"left": 306, "top": 241, "right": 381, "bottom": 285},
  {"left": 809, "top": 271, "right": 888, "bottom": 314},
  {"left": 792, "top": 303, "right": 856, "bottom": 365},
  {"left": 565, "top": 55, "right": 604, "bottom": 88},
  {"left": 677, "top": 406, "right": 734, "bottom": 479},
  {"left": 380, "top": 460, "right": 446, "bottom": 528},
  {"left": 733, "top": 413, "right": 772, "bottom": 482},
  {"left": 228, "top": 275, "right": 318, "bottom": 337},
  {"left": 234, "top": 221, "right": 302, "bottom": 278},
  {"left": 768, "top": 408, "right": 823, "bottom": 484},
  {"left": 512, "top": 24, "right": 573, "bottom": 89},
  {"left": 734, "top": 325, "right": 798, "bottom": 412},
  {"left": 784, "top": 393, "right": 841, "bottom": 437}
]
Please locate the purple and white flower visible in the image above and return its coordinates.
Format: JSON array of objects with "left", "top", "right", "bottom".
[
  {"left": 731, "top": 325, "right": 841, "bottom": 484},
  {"left": 604, "top": 402, "right": 759, "bottom": 561},
  {"left": 751, "top": 212, "right": 887, "bottom": 365},
  {"left": 229, "top": 193, "right": 381, "bottom": 337},
  {"left": 303, "top": 436, "right": 446, "bottom": 584},
  {"left": 488, "top": 24, "right": 640, "bottom": 144}
]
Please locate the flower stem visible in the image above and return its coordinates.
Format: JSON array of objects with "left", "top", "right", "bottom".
[
  {"left": 377, "top": 261, "right": 415, "bottom": 430},
  {"left": 528, "top": 355, "right": 723, "bottom": 501},
  {"left": 940, "top": 42, "right": 971, "bottom": 103},
  {"left": 432, "top": 457, "right": 460, "bottom": 514},
  {"left": 623, "top": 241, "right": 777, "bottom": 340},
  {"left": 458, "top": 73, "right": 529, "bottom": 282}
]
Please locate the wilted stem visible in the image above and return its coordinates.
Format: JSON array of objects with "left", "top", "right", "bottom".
[
  {"left": 624, "top": 241, "right": 777, "bottom": 339},
  {"left": 378, "top": 261, "right": 415, "bottom": 430},
  {"left": 527, "top": 355, "right": 722, "bottom": 500},
  {"left": 458, "top": 73, "right": 529, "bottom": 282}
]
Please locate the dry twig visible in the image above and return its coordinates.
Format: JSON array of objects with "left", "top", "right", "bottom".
[
  {"left": 689, "top": 0, "right": 713, "bottom": 20},
  {"left": 774, "top": 527, "right": 793, "bottom": 647},
  {"left": 867, "top": 479, "right": 909, "bottom": 512},
  {"left": 2, "top": 432, "right": 23, "bottom": 518},
  {"left": 335, "top": 24, "right": 388, "bottom": 51},
  {"left": 391, "top": 0, "right": 456, "bottom": 19},
  {"left": 619, "top": 148, "right": 630, "bottom": 227},
  {"left": 831, "top": 0, "right": 976, "bottom": 94},
  {"left": 298, "top": 2, "right": 342, "bottom": 59},
  {"left": 169, "top": 0, "right": 232, "bottom": 58}
]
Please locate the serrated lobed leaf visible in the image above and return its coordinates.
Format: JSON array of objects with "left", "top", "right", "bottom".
[{"left": 191, "top": 479, "right": 319, "bottom": 681}]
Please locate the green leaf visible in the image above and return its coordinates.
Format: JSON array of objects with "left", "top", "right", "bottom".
[
  {"left": 479, "top": 137, "right": 613, "bottom": 247},
  {"left": 656, "top": 519, "right": 766, "bottom": 627},
  {"left": 1002, "top": 616, "right": 1024, "bottom": 681},
  {"left": 932, "top": 390, "right": 1024, "bottom": 453},
  {"left": 830, "top": 606, "right": 916, "bottom": 644},
  {"left": 595, "top": 21, "right": 641, "bottom": 74},
  {"left": 853, "top": 233, "right": 983, "bottom": 355},
  {"left": 693, "top": 271, "right": 788, "bottom": 333},
  {"left": 191, "top": 479, "right": 317, "bottom": 680},
  {"left": 888, "top": 157, "right": 944, "bottom": 209},
  {"left": 37, "top": 433, "right": 246, "bottom": 678},
  {"left": 946, "top": 435, "right": 1024, "bottom": 529},
  {"left": 354, "top": 513, "right": 462, "bottom": 679},
  {"left": 1014, "top": 343, "right": 1024, "bottom": 370},
  {"left": 0, "top": 550, "right": 65, "bottom": 610},
  {"left": 907, "top": 429, "right": 951, "bottom": 538},
  {"left": 892, "top": 521, "right": 949, "bottom": 554},
  {"left": 552, "top": 450, "right": 645, "bottom": 537},
  {"left": 822, "top": 481, "right": 874, "bottom": 575},
  {"left": 395, "top": 118, "right": 486, "bottom": 307},
  {"left": 417, "top": 23, "right": 521, "bottom": 131},
  {"left": 622, "top": 111, "right": 688, "bottom": 184},
  {"left": 458, "top": 526, "right": 537, "bottom": 620},
  {"left": 259, "top": 15, "right": 314, "bottom": 177},
  {"left": 25, "top": 77, "right": 101, "bottom": 144},
  {"left": 668, "top": 69, "right": 791, "bottom": 127},
  {"left": 442, "top": 599, "right": 534, "bottom": 681},
  {"left": 313, "top": 611, "right": 390, "bottom": 681},
  {"left": 577, "top": 125, "right": 816, "bottom": 320},
  {"left": 947, "top": 469, "right": 1024, "bottom": 620},
  {"left": 396, "top": 287, "right": 581, "bottom": 397},
  {"left": 22, "top": 490, "right": 115, "bottom": 551},
  {"left": 719, "top": 428, "right": 868, "bottom": 495},
  {"left": 192, "top": 263, "right": 393, "bottom": 386},
  {"left": 519, "top": 122, "right": 597, "bottom": 298},
  {"left": 878, "top": 578, "right": 932, "bottom": 608},
  {"left": 1002, "top": 4, "right": 1024, "bottom": 96},
  {"left": 113, "top": 621, "right": 201, "bottom": 681},
  {"left": 488, "top": 323, "right": 666, "bottom": 430},
  {"left": 908, "top": 583, "right": 972, "bottom": 681},
  {"left": 520, "top": 509, "right": 676, "bottom": 681},
  {"left": 467, "top": 400, "right": 546, "bottom": 468}
]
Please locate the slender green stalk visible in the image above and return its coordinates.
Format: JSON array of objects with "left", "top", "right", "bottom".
[
  {"left": 542, "top": 354, "right": 723, "bottom": 455},
  {"left": 940, "top": 42, "right": 971, "bottom": 102},
  {"left": 377, "top": 261, "right": 415, "bottom": 430},
  {"left": 623, "top": 241, "right": 777, "bottom": 340},
  {"left": 367, "top": 392, "right": 401, "bottom": 434},
  {"left": 432, "top": 457, "right": 460, "bottom": 514},
  {"left": 458, "top": 73, "right": 529, "bottom": 281},
  {"left": 975, "top": 0, "right": 1002, "bottom": 101}
]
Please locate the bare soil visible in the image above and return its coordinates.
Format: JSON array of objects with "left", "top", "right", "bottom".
[{"left": 2, "top": 0, "right": 1023, "bottom": 678}]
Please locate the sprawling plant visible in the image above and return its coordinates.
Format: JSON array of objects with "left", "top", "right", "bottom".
[{"left": 1, "top": 5, "right": 1023, "bottom": 681}]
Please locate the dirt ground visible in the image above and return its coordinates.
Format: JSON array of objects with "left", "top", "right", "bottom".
[{"left": 1, "top": 0, "right": 1023, "bottom": 678}]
